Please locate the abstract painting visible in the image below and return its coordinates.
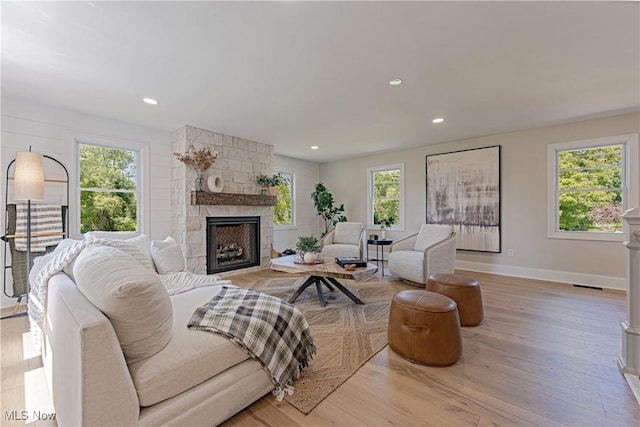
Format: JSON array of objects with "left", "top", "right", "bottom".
[{"left": 426, "top": 145, "right": 501, "bottom": 252}]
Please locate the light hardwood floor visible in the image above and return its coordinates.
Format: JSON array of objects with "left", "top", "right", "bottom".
[{"left": 1, "top": 270, "right": 639, "bottom": 426}]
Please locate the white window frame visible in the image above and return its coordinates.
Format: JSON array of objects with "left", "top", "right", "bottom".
[
  {"left": 274, "top": 170, "right": 296, "bottom": 229},
  {"left": 367, "top": 163, "right": 405, "bottom": 231},
  {"left": 72, "top": 132, "right": 149, "bottom": 237},
  {"left": 547, "top": 133, "right": 638, "bottom": 242}
]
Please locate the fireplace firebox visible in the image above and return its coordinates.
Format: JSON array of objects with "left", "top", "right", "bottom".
[{"left": 206, "top": 216, "right": 260, "bottom": 274}]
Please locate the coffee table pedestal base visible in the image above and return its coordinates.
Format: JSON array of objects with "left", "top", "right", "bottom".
[{"left": 288, "top": 276, "right": 365, "bottom": 307}]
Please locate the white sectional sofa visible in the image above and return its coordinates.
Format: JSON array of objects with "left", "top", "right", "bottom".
[
  {"left": 43, "top": 272, "right": 273, "bottom": 426},
  {"left": 34, "top": 234, "right": 279, "bottom": 426}
]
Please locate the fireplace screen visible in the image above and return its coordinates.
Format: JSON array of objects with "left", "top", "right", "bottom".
[{"left": 206, "top": 216, "right": 260, "bottom": 274}]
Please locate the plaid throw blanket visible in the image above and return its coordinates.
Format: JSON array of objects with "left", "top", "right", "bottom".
[{"left": 188, "top": 286, "right": 316, "bottom": 400}]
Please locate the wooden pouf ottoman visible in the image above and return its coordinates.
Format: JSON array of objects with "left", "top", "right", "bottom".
[
  {"left": 427, "top": 273, "right": 484, "bottom": 327},
  {"left": 388, "top": 290, "right": 462, "bottom": 366}
]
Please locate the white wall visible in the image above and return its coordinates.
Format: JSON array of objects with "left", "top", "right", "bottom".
[
  {"left": 320, "top": 112, "right": 640, "bottom": 290},
  {"left": 1, "top": 97, "right": 171, "bottom": 308},
  {"left": 273, "top": 154, "right": 321, "bottom": 251}
]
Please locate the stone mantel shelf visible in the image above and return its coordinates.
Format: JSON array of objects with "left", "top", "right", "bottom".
[{"left": 191, "top": 191, "right": 276, "bottom": 207}]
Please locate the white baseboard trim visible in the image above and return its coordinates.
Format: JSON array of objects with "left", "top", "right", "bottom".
[
  {"left": 455, "top": 260, "right": 626, "bottom": 291},
  {"left": 622, "top": 372, "right": 640, "bottom": 406}
]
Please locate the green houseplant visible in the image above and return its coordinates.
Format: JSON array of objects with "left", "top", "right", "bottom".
[
  {"left": 256, "top": 173, "right": 287, "bottom": 195},
  {"left": 378, "top": 214, "right": 396, "bottom": 239},
  {"left": 310, "top": 183, "right": 347, "bottom": 236},
  {"left": 296, "top": 235, "right": 320, "bottom": 263}
]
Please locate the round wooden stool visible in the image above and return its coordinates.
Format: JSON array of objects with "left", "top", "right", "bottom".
[
  {"left": 427, "top": 273, "right": 484, "bottom": 326},
  {"left": 388, "top": 290, "right": 462, "bottom": 366}
]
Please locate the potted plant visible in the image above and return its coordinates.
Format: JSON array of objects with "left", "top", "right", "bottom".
[
  {"left": 256, "top": 173, "right": 287, "bottom": 196},
  {"left": 256, "top": 174, "right": 270, "bottom": 195},
  {"left": 310, "top": 182, "right": 348, "bottom": 236},
  {"left": 379, "top": 214, "right": 396, "bottom": 239},
  {"left": 296, "top": 235, "right": 320, "bottom": 263}
]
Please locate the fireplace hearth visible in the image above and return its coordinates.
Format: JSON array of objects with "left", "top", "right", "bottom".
[{"left": 207, "top": 216, "right": 260, "bottom": 274}]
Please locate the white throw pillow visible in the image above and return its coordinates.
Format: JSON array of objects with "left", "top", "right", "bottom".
[
  {"left": 151, "top": 236, "right": 186, "bottom": 274},
  {"left": 333, "top": 222, "right": 363, "bottom": 245},
  {"left": 413, "top": 225, "right": 453, "bottom": 251},
  {"left": 73, "top": 246, "right": 173, "bottom": 364},
  {"left": 126, "top": 234, "right": 154, "bottom": 270},
  {"left": 85, "top": 231, "right": 140, "bottom": 240}
]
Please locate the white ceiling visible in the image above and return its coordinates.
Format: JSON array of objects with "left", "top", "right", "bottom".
[{"left": 2, "top": 1, "right": 639, "bottom": 163}]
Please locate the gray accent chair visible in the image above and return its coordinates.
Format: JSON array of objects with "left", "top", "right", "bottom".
[
  {"left": 320, "top": 222, "right": 365, "bottom": 259},
  {"left": 388, "top": 224, "right": 456, "bottom": 285}
]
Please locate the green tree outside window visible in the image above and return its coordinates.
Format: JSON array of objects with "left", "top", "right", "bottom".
[
  {"left": 274, "top": 171, "right": 293, "bottom": 226},
  {"left": 557, "top": 145, "right": 623, "bottom": 232},
  {"left": 79, "top": 144, "right": 138, "bottom": 233},
  {"left": 372, "top": 169, "right": 400, "bottom": 227}
]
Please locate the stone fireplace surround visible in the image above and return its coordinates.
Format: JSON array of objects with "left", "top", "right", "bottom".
[{"left": 170, "top": 125, "right": 274, "bottom": 276}]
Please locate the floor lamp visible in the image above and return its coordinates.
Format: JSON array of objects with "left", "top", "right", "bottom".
[{"left": 6, "top": 149, "right": 44, "bottom": 319}]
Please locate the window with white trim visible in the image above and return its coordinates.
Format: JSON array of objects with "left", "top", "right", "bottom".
[
  {"left": 78, "top": 141, "right": 141, "bottom": 234},
  {"left": 274, "top": 171, "right": 295, "bottom": 227},
  {"left": 367, "top": 164, "right": 404, "bottom": 230},
  {"left": 547, "top": 134, "right": 638, "bottom": 241}
]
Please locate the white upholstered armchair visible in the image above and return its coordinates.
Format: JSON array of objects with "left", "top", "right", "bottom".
[
  {"left": 388, "top": 224, "right": 456, "bottom": 285},
  {"left": 321, "top": 222, "right": 365, "bottom": 259}
]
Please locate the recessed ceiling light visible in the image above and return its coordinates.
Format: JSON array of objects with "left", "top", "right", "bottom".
[
  {"left": 432, "top": 117, "right": 444, "bottom": 124},
  {"left": 311, "top": 146, "right": 319, "bottom": 150},
  {"left": 388, "top": 78, "right": 403, "bottom": 86},
  {"left": 143, "top": 97, "right": 159, "bottom": 105}
]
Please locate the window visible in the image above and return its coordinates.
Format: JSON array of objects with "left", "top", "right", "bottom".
[
  {"left": 368, "top": 164, "right": 404, "bottom": 230},
  {"left": 547, "top": 134, "right": 638, "bottom": 241},
  {"left": 78, "top": 142, "right": 141, "bottom": 234},
  {"left": 274, "top": 171, "right": 294, "bottom": 227}
]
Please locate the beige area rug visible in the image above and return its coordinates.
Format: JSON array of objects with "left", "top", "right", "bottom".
[{"left": 243, "top": 270, "right": 408, "bottom": 414}]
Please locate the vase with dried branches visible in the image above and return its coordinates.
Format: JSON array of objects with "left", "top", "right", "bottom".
[{"left": 173, "top": 146, "right": 219, "bottom": 191}]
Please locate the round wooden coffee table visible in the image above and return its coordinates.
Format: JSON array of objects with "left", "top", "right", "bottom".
[{"left": 269, "top": 255, "right": 378, "bottom": 307}]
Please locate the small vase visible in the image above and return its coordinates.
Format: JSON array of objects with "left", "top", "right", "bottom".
[
  {"left": 195, "top": 172, "right": 207, "bottom": 192},
  {"left": 381, "top": 230, "right": 386, "bottom": 240},
  {"left": 304, "top": 252, "right": 316, "bottom": 264}
]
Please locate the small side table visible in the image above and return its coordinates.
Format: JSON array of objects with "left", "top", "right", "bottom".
[{"left": 367, "top": 239, "right": 393, "bottom": 276}]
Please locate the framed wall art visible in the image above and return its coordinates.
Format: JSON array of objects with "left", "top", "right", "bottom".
[{"left": 426, "top": 145, "right": 501, "bottom": 252}]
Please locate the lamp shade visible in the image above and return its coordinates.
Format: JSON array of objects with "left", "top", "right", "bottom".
[{"left": 14, "top": 151, "right": 44, "bottom": 201}]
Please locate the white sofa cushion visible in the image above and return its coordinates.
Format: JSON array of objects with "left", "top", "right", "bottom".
[
  {"left": 84, "top": 233, "right": 155, "bottom": 272},
  {"left": 413, "top": 224, "right": 453, "bottom": 251},
  {"left": 126, "top": 234, "right": 154, "bottom": 269},
  {"left": 73, "top": 245, "right": 173, "bottom": 364},
  {"left": 333, "top": 222, "right": 362, "bottom": 244},
  {"left": 128, "top": 286, "right": 251, "bottom": 407},
  {"left": 151, "top": 236, "right": 186, "bottom": 274}
]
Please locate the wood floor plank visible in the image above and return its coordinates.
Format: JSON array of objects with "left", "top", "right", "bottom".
[
  {"left": 369, "top": 349, "right": 563, "bottom": 427},
  {"left": 1, "top": 313, "right": 30, "bottom": 393},
  {"left": 0, "top": 385, "right": 27, "bottom": 426}
]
